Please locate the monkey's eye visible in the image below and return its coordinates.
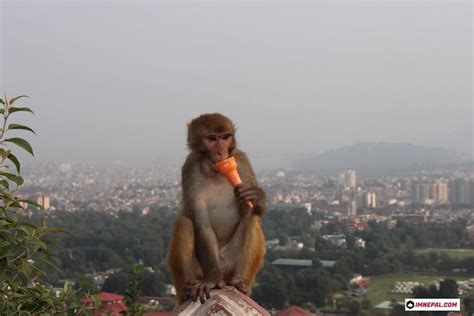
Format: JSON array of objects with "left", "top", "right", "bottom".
[
  {"left": 221, "top": 134, "right": 233, "bottom": 141},
  {"left": 204, "top": 135, "right": 219, "bottom": 142}
]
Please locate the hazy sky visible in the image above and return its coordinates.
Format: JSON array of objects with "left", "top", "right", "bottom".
[{"left": 0, "top": 0, "right": 472, "bottom": 167}]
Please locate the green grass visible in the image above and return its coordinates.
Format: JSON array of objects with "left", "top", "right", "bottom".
[
  {"left": 414, "top": 248, "right": 474, "bottom": 260},
  {"left": 356, "top": 273, "right": 471, "bottom": 308}
]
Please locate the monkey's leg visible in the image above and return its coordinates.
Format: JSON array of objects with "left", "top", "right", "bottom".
[
  {"left": 167, "top": 215, "right": 202, "bottom": 303},
  {"left": 223, "top": 214, "right": 265, "bottom": 294}
]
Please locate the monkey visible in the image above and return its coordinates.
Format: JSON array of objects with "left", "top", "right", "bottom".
[{"left": 166, "top": 113, "right": 266, "bottom": 305}]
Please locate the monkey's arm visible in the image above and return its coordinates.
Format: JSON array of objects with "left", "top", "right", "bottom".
[
  {"left": 188, "top": 201, "right": 226, "bottom": 303},
  {"left": 182, "top": 155, "right": 222, "bottom": 281},
  {"left": 234, "top": 150, "right": 266, "bottom": 215}
]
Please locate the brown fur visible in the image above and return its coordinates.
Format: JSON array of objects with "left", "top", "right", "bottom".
[{"left": 167, "top": 114, "right": 266, "bottom": 304}]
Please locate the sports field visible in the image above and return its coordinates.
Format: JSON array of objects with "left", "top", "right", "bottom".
[{"left": 358, "top": 273, "right": 471, "bottom": 307}]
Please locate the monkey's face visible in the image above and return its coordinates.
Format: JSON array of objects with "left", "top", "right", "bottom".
[{"left": 202, "top": 133, "right": 233, "bottom": 163}]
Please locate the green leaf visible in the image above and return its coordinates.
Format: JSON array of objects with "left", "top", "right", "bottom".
[
  {"left": 10, "top": 201, "right": 23, "bottom": 208},
  {"left": 11, "top": 225, "right": 31, "bottom": 235},
  {"left": 0, "top": 99, "right": 4, "bottom": 105},
  {"left": 0, "top": 180, "right": 9, "bottom": 189},
  {"left": 29, "top": 262, "right": 47, "bottom": 275},
  {"left": 0, "top": 109, "right": 4, "bottom": 114},
  {"left": 0, "top": 191, "right": 14, "bottom": 201},
  {"left": 9, "top": 279, "right": 19, "bottom": 292},
  {"left": 8, "top": 95, "right": 28, "bottom": 106},
  {"left": 17, "top": 199, "right": 43, "bottom": 209},
  {"left": 9, "top": 107, "right": 34, "bottom": 115},
  {"left": 0, "top": 172, "right": 23, "bottom": 186},
  {"left": 92, "top": 295, "right": 101, "bottom": 310},
  {"left": 17, "top": 221, "right": 36, "bottom": 228},
  {"left": 7, "top": 153, "right": 20, "bottom": 174},
  {"left": 4, "top": 138, "right": 34, "bottom": 156},
  {"left": 0, "top": 148, "right": 11, "bottom": 160},
  {"left": 7, "top": 124, "right": 36, "bottom": 135}
]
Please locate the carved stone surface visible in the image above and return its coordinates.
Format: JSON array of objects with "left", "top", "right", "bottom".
[{"left": 172, "top": 287, "right": 270, "bottom": 316}]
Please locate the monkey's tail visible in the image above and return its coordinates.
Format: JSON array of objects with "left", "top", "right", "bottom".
[{"left": 241, "top": 214, "right": 266, "bottom": 291}]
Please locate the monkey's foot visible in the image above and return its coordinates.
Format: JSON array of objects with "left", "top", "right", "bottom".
[
  {"left": 185, "top": 279, "right": 225, "bottom": 304},
  {"left": 227, "top": 275, "right": 249, "bottom": 295}
]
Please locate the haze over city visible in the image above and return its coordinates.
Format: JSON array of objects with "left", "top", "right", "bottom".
[{"left": 1, "top": 0, "right": 472, "bottom": 168}]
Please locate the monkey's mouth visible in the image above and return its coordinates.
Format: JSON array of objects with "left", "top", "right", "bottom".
[{"left": 214, "top": 151, "right": 229, "bottom": 162}]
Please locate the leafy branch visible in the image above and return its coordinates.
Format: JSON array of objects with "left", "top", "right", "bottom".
[{"left": 0, "top": 94, "right": 90, "bottom": 315}]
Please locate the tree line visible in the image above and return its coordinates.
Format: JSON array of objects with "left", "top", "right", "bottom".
[{"left": 19, "top": 205, "right": 472, "bottom": 313}]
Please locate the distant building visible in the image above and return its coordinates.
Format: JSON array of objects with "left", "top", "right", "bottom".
[
  {"left": 276, "top": 305, "right": 312, "bottom": 316},
  {"left": 272, "top": 258, "right": 312, "bottom": 267},
  {"left": 347, "top": 170, "right": 356, "bottom": 189},
  {"left": 340, "top": 170, "right": 356, "bottom": 190},
  {"left": 364, "top": 192, "right": 377, "bottom": 208},
  {"left": 275, "top": 170, "right": 286, "bottom": 177},
  {"left": 319, "top": 260, "right": 337, "bottom": 268},
  {"left": 347, "top": 200, "right": 357, "bottom": 217},
  {"left": 432, "top": 181, "right": 448, "bottom": 203},
  {"left": 471, "top": 179, "right": 474, "bottom": 206},
  {"left": 450, "top": 178, "right": 472, "bottom": 205},
  {"left": 165, "top": 284, "right": 176, "bottom": 296},
  {"left": 412, "top": 180, "right": 448, "bottom": 204},
  {"left": 355, "top": 238, "right": 366, "bottom": 248},
  {"left": 59, "top": 163, "right": 72, "bottom": 173},
  {"left": 36, "top": 194, "right": 50, "bottom": 209},
  {"left": 43, "top": 196, "right": 50, "bottom": 209},
  {"left": 322, "top": 234, "right": 346, "bottom": 247},
  {"left": 350, "top": 274, "right": 370, "bottom": 288},
  {"left": 386, "top": 219, "right": 397, "bottom": 230},
  {"left": 466, "top": 225, "right": 474, "bottom": 242},
  {"left": 344, "top": 218, "right": 367, "bottom": 232},
  {"left": 272, "top": 259, "right": 312, "bottom": 272},
  {"left": 265, "top": 238, "right": 280, "bottom": 249},
  {"left": 272, "top": 193, "right": 283, "bottom": 203},
  {"left": 412, "top": 182, "right": 431, "bottom": 203},
  {"left": 303, "top": 202, "right": 312, "bottom": 215},
  {"left": 82, "top": 292, "right": 127, "bottom": 316}
]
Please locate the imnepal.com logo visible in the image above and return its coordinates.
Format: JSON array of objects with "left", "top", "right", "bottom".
[{"left": 405, "top": 299, "right": 460, "bottom": 311}]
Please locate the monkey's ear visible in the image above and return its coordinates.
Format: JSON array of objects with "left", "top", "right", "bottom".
[
  {"left": 187, "top": 121, "right": 201, "bottom": 152},
  {"left": 186, "top": 123, "right": 194, "bottom": 145}
]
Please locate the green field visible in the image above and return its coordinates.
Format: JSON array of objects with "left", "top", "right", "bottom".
[
  {"left": 414, "top": 248, "right": 474, "bottom": 259},
  {"left": 358, "top": 273, "right": 471, "bottom": 307}
]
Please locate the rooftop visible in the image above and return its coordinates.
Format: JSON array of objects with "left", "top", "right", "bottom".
[
  {"left": 272, "top": 259, "right": 312, "bottom": 267},
  {"left": 82, "top": 292, "right": 125, "bottom": 303}
]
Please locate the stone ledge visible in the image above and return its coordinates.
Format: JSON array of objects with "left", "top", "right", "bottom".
[{"left": 173, "top": 287, "right": 270, "bottom": 316}]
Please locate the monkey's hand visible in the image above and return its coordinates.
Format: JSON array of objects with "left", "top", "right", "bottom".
[
  {"left": 228, "top": 275, "right": 249, "bottom": 295},
  {"left": 234, "top": 183, "right": 257, "bottom": 209},
  {"left": 185, "top": 279, "right": 225, "bottom": 304}
]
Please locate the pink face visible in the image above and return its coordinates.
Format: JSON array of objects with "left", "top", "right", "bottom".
[{"left": 202, "top": 133, "right": 233, "bottom": 163}]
